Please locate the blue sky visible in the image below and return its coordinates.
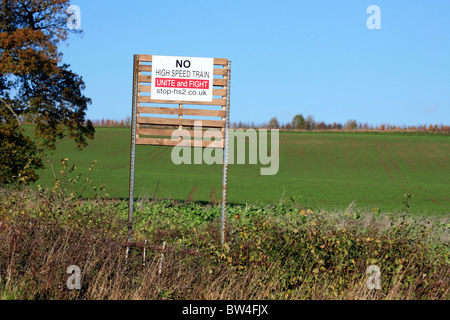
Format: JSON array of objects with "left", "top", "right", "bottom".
[{"left": 61, "top": 0, "right": 450, "bottom": 127}]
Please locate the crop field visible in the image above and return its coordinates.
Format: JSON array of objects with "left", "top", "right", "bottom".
[{"left": 34, "top": 127, "right": 449, "bottom": 216}]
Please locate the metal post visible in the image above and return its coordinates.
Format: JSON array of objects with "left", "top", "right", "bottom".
[
  {"left": 127, "top": 55, "right": 139, "bottom": 245},
  {"left": 221, "top": 61, "right": 231, "bottom": 246}
]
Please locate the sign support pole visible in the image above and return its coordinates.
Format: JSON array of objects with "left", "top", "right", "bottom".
[
  {"left": 221, "top": 61, "right": 231, "bottom": 246},
  {"left": 127, "top": 55, "right": 139, "bottom": 247}
]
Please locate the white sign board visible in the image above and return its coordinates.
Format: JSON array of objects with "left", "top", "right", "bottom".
[{"left": 151, "top": 55, "right": 214, "bottom": 102}]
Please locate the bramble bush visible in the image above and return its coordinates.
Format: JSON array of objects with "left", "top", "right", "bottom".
[{"left": 0, "top": 123, "right": 43, "bottom": 186}]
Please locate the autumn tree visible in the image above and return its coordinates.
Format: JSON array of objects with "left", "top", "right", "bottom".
[
  {"left": 316, "top": 121, "right": 327, "bottom": 130},
  {"left": 305, "top": 115, "right": 315, "bottom": 130},
  {"left": 268, "top": 117, "right": 279, "bottom": 129},
  {"left": 0, "top": 0, "right": 93, "bottom": 185},
  {"left": 344, "top": 120, "right": 358, "bottom": 130},
  {"left": 291, "top": 114, "right": 305, "bottom": 130}
]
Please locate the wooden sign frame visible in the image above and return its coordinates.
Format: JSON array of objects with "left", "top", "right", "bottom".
[{"left": 128, "top": 54, "right": 231, "bottom": 245}]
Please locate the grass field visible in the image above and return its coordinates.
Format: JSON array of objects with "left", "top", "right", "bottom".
[{"left": 33, "top": 127, "right": 450, "bottom": 216}]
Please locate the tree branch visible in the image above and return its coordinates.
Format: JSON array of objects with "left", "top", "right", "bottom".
[{"left": 0, "top": 98, "right": 22, "bottom": 126}]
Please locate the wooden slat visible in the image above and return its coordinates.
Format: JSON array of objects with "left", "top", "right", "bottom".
[
  {"left": 138, "top": 54, "right": 152, "bottom": 62},
  {"left": 136, "top": 137, "right": 223, "bottom": 148},
  {"left": 138, "top": 75, "right": 152, "bottom": 83},
  {"left": 214, "top": 58, "right": 228, "bottom": 66},
  {"left": 213, "top": 89, "right": 227, "bottom": 96},
  {"left": 138, "top": 96, "right": 226, "bottom": 106},
  {"left": 138, "top": 107, "right": 225, "bottom": 117},
  {"left": 137, "top": 138, "right": 177, "bottom": 146},
  {"left": 213, "top": 68, "right": 227, "bottom": 76},
  {"left": 138, "top": 128, "right": 193, "bottom": 136},
  {"left": 139, "top": 65, "right": 152, "bottom": 72},
  {"left": 137, "top": 117, "right": 225, "bottom": 128},
  {"left": 139, "top": 85, "right": 152, "bottom": 92},
  {"left": 213, "top": 78, "right": 227, "bottom": 86},
  {"left": 138, "top": 75, "right": 227, "bottom": 86},
  {"left": 138, "top": 128, "right": 223, "bottom": 138}
]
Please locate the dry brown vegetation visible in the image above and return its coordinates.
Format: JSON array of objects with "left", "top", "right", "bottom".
[{"left": 0, "top": 186, "right": 448, "bottom": 300}]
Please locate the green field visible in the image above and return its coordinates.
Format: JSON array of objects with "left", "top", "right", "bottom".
[{"left": 34, "top": 128, "right": 450, "bottom": 216}]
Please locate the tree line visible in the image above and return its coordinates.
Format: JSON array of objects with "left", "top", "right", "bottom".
[
  {"left": 232, "top": 115, "right": 450, "bottom": 133},
  {"left": 84, "top": 115, "right": 449, "bottom": 133}
]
